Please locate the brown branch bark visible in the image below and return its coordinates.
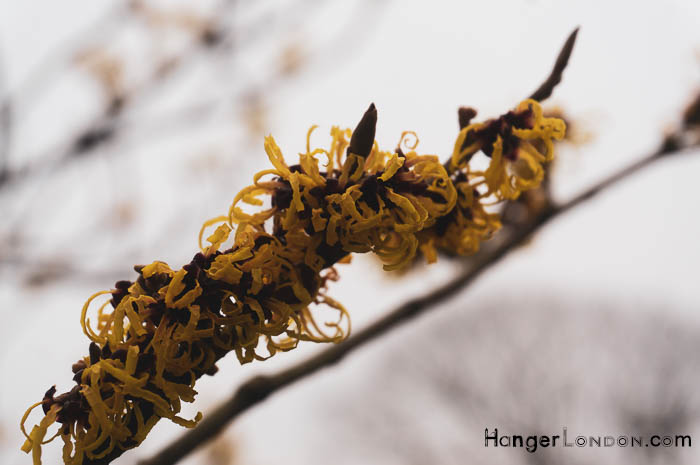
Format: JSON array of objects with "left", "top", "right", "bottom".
[{"left": 139, "top": 132, "right": 696, "bottom": 465}]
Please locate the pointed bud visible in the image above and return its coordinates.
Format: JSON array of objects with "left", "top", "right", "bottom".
[
  {"left": 348, "top": 103, "right": 377, "bottom": 158},
  {"left": 458, "top": 107, "right": 477, "bottom": 129}
]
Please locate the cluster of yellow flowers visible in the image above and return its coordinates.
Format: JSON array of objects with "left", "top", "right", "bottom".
[{"left": 21, "top": 99, "right": 564, "bottom": 464}]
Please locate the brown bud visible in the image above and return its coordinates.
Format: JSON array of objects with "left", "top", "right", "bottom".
[
  {"left": 89, "top": 342, "right": 101, "bottom": 365},
  {"left": 458, "top": 107, "right": 477, "bottom": 129},
  {"left": 71, "top": 359, "right": 87, "bottom": 374},
  {"left": 348, "top": 103, "right": 377, "bottom": 158}
]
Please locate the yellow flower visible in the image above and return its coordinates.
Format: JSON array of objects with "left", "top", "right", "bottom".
[
  {"left": 451, "top": 99, "right": 565, "bottom": 201},
  {"left": 418, "top": 173, "right": 501, "bottom": 261}
]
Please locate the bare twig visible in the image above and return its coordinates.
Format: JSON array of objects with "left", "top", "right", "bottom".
[
  {"left": 139, "top": 129, "right": 697, "bottom": 465},
  {"left": 529, "top": 27, "right": 579, "bottom": 102}
]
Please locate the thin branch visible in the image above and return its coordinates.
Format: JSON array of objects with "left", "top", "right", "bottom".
[
  {"left": 139, "top": 133, "right": 696, "bottom": 465},
  {"left": 529, "top": 27, "right": 579, "bottom": 102}
]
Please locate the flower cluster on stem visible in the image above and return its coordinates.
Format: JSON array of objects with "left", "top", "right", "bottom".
[{"left": 21, "top": 99, "right": 564, "bottom": 465}]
